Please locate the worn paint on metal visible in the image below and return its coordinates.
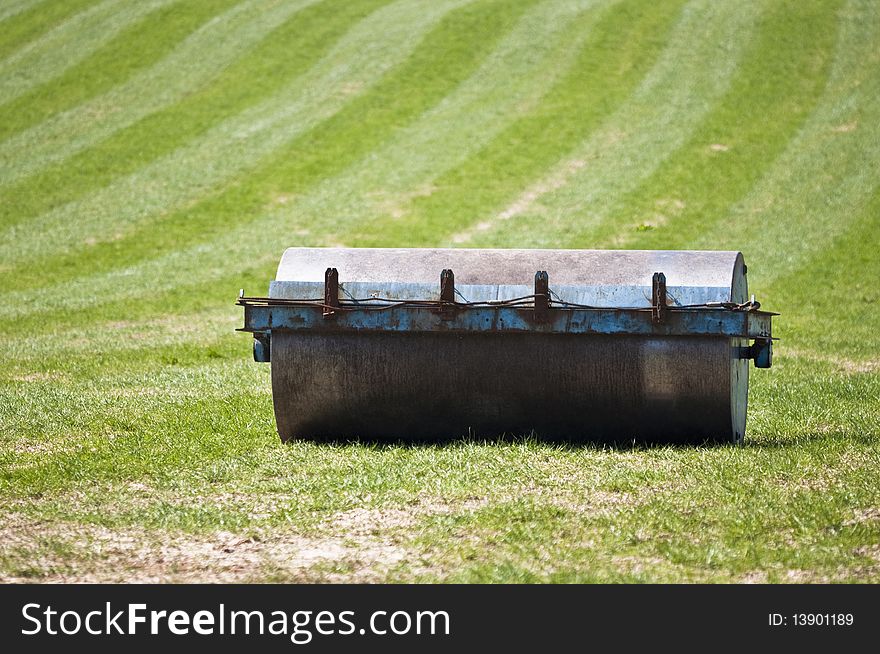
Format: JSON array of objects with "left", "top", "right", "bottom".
[
  {"left": 240, "top": 247, "right": 776, "bottom": 443},
  {"left": 240, "top": 303, "right": 773, "bottom": 339}
]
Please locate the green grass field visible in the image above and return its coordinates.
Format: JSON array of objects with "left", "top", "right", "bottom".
[{"left": 1, "top": 0, "right": 878, "bottom": 583}]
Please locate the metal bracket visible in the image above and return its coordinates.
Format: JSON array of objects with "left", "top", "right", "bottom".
[
  {"left": 440, "top": 268, "right": 455, "bottom": 318},
  {"left": 323, "top": 267, "right": 339, "bottom": 318},
  {"left": 749, "top": 338, "right": 773, "bottom": 368},
  {"left": 253, "top": 333, "right": 270, "bottom": 362},
  {"left": 534, "top": 271, "right": 549, "bottom": 323},
  {"left": 652, "top": 272, "right": 667, "bottom": 324}
]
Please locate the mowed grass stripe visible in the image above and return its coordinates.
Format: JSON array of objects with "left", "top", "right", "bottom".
[
  {"left": 1, "top": 0, "right": 611, "bottom": 323},
  {"left": 0, "top": 257, "right": 291, "bottom": 348},
  {"left": 0, "top": 0, "right": 387, "bottom": 240},
  {"left": 588, "top": 0, "right": 841, "bottom": 250},
  {"left": 0, "top": 0, "right": 470, "bottom": 271},
  {"left": 693, "top": 0, "right": 880, "bottom": 279},
  {"left": 0, "top": 0, "right": 532, "bottom": 300},
  {"left": 0, "top": 0, "right": 175, "bottom": 105},
  {"left": 0, "top": 0, "right": 242, "bottom": 143},
  {"left": 0, "top": 0, "right": 317, "bottom": 188},
  {"left": 1, "top": 309, "right": 240, "bottom": 376},
  {"left": 274, "top": 0, "right": 614, "bottom": 247},
  {"left": 0, "top": 0, "right": 95, "bottom": 62},
  {"left": 765, "top": 186, "right": 880, "bottom": 359},
  {"left": 2, "top": 0, "right": 65, "bottom": 29},
  {"left": 0, "top": 0, "right": 577, "bottom": 331},
  {"left": 1, "top": 358, "right": 268, "bottom": 449},
  {"left": 0, "top": 0, "right": 50, "bottom": 25},
  {"left": 354, "top": 0, "right": 687, "bottom": 247},
  {"left": 462, "top": 0, "right": 763, "bottom": 248},
  {"left": 0, "top": 0, "right": 485, "bottom": 294},
  {"left": 5, "top": 0, "right": 738, "bottom": 325}
]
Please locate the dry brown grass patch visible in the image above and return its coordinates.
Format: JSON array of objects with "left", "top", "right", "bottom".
[{"left": 0, "top": 514, "right": 408, "bottom": 583}]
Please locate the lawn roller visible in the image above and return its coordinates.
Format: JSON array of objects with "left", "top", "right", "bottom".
[{"left": 238, "top": 248, "right": 775, "bottom": 443}]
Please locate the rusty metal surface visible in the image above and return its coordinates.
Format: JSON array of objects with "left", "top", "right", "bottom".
[
  {"left": 322, "top": 267, "right": 339, "bottom": 318},
  {"left": 652, "top": 272, "right": 667, "bottom": 324},
  {"left": 240, "top": 302, "right": 774, "bottom": 339},
  {"left": 270, "top": 332, "right": 744, "bottom": 443},
  {"left": 533, "top": 271, "right": 549, "bottom": 322}
]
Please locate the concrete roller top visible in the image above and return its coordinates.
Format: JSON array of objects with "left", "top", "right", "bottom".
[{"left": 270, "top": 248, "right": 747, "bottom": 308}]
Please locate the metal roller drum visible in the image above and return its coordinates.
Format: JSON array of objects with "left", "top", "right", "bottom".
[{"left": 239, "top": 248, "right": 775, "bottom": 443}]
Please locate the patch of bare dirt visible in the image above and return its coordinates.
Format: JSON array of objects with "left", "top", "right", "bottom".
[
  {"left": 843, "top": 508, "right": 880, "bottom": 527},
  {"left": 793, "top": 474, "right": 833, "bottom": 492},
  {"left": 326, "top": 496, "right": 491, "bottom": 534},
  {"left": 451, "top": 158, "right": 586, "bottom": 244},
  {"left": 412, "top": 495, "right": 489, "bottom": 514},
  {"left": 519, "top": 467, "right": 664, "bottom": 509},
  {"left": 272, "top": 193, "right": 295, "bottom": 206},
  {"left": 0, "top": 491, "right": 675, "bottom": 582},
  {"left": 5, "top": 434, "right": 87, "bottom": 458},
  {"left": 0, "top": 495, "right": 501, "bottom": 583},
  {"left": 744, "top": 564, "right": 878, "bottom": 584},
  {"left": 338, "top": 81, "right": 363, "bottom": 96},
  {"left": 854, "top": 544, "right": 880, "bottom": 564},
  {"left": 368, "top": 183, "right": 437, "bottom": 220},
  {"left": 740, "top": 570, "right": 769, "bottom": 584},
  {"left": 529, "top": 487, "right": 641, "bottom": 516},
  {"left": 611, "top": 554, "right": 668, "bottom": 577},
  {"left": 0, "top": 514, "right": 407, "bottom": 584},
  {"left": 832, "top": 121, "right": 858, "bottom": 133},
  {"left": 329, "top": 508, "right": 418, "bottom": 535},
  {"left": 838, "top": 359, "right": 880, "bottom": 373},
  {"left": 784, "top": 569, "right": 827, "bottom": 583},
  {"left": 781, "top": 348, "right": 879, "bottom": 374},
  {"left": 10, "top": 371, "right": 64, "bottom": 383}
]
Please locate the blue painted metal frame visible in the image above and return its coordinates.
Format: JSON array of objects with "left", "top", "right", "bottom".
[{"left": 240, "top": 303, "right": 774, "bottom": 339}]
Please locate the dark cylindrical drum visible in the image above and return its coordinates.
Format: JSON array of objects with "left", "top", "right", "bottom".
[
  {"left": 271, "top": 331, "right": 748, "bottom": 442},
  {"left": 262, "top": 247, "right": 754, "bottom": 444}
]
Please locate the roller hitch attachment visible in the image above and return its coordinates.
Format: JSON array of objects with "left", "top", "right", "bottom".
[{"left": 747, "top": 337, "right": 773, "bottom": 369}]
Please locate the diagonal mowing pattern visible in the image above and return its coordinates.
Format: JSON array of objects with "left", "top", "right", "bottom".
[
  {"left": 0, "top": 0, "right": 178, "bottom": 107},
  {"left": 0, "top": 0, "right": 470, "bottom": 267},
  {"left": 461, "top": 0, "right": 763, "bottom": 248},
  {"left": 0, "top": 0, "right": 242, "bottom": 143},
  {"left": 0, "top": 0, "right": 878, "bottom": 583},
  {"left": 0, "top": 0, "right": 319, "bottom": 187}
]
